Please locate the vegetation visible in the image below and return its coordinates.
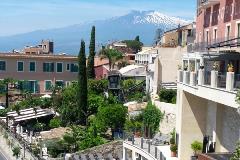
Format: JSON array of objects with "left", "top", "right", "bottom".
[
  {"left": 170, "top": 144, "right": 178, "bottom": 152},
  {"left": 78, "top": 40, "right": 88, "bottom": 125},
  {"left": 124, "top": 113, "right": 143, "bottom": 135},
  {"left": 143, "top": 102, "right": 164, "bottom": 138},
  {"left": 88, "top": 79, "right": 108, "bottom": 94},
  {"left": 123, "top": 36, "right": 143, "bottom": 53},
  {"left": 49, "top": 118, "right": 61, "bottom": 129},
  {"left": 99, "top": 47, "right": 123, "bottom": 70},
  {"left": 191, "top": 141, "right": 203, "bottom": 155},
  {"left": 231, "top": 142, "right": 240, "bottom": 160},
  {"left": 12, "top": 145, "right": 21, "bottom": 158},
  {"left": 87, "top": 26, "right": 96, "bottom": 79},
  {"left": 96, "top": 103, "right": 127, "bottom": 138},
  {"left": 159, "top": 88, "right": 177, "bottom": 104},
  {"left": 170, "top": 129, "right": 176, "bottom": 145}
]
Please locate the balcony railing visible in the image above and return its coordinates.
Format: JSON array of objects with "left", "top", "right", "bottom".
[
  {"left": 199, "top": 0, "right": 220, "bottom": 9},
  {"left": 189, "top": 37, "right": 240, "bottom": 52},
  {"left": 178, "top": 69, "right": 238, "bottom": 92}
]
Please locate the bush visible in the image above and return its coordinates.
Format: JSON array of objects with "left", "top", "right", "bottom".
[
  {"left": 49, "top": 118, "right": 61, "bottom": 129},
  {"left": 159, "top": 88, "right": 177, "bottom": 104},
  {"left": 191, "top": 141, "right": 203, "bottom": 155},
  {"left": 170, "top": 144, "right": 178, "bottom": 152},
  {"left": 231, "top": 142, "right": 240, "bottom": 160},
  {"left": 12, "top": 146, "right": 21, "bottom": 158}
]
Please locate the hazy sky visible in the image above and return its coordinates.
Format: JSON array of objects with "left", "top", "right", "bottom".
[{"left": 0, "top": 0, "right": 196, "bottom": 36}]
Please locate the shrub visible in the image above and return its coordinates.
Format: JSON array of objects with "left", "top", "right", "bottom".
[
  {"left": 191, "top": 141, "right": 203, "bottom": 155},
  {"left": 231, "top": 142, "right": 240, "bottom": 160},
  {"left": 170, "top": 144, "right": 178, "bottom": 152},
  {"left": 12, "top": 146, "right": 21, "bottom": 158},
  {"left": 159, "top": 88, "right": 177, "bottom": 104},
  {"left": 49, "top": 118, "right": 61, "bottom": 129}
]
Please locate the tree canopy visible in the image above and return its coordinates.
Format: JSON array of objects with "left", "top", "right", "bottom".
[
  {"left": 87, "top": 26, "right": 96, "bottom": 79},
  {"left": 99, "top": 48, "right": 123, "bottom": 71}
]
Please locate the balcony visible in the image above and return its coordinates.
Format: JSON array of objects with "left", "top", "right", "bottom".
[
  {"left": 199, "top": 0, "right": 220, "bottom": 9},
  {"left": 177, "top": 69, "right": 239, "bottom": 108}
]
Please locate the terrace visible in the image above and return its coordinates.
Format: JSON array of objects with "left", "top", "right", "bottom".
[
  {"left": 198, "top": 0, "right": 220, "bottom": 9},
  {"left": 178, "top": 52, "right": 240, "bottom": 108}
]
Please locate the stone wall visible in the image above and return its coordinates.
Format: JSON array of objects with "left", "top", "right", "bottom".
[
  {"left": 153, "top": 100, "right": 176, "bottom": 135},
  {"left": 67, "top": 141, "right": 123, "bottom": 160}
]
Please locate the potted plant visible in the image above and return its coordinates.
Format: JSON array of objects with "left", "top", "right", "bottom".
[
  {"left": 170, "top": 144, "right": 178, "bottom": 157},
  {"left": 200, "top": 63, "right": 204, "bottom": 69},
  {"left": 213, "top": 62, "right": 219, "bottom": 71},
  {"left": 191, "top": 141, "right": 203, "bottom": 160},
  {"left": 178, "top": 65, "right": 182, "bottom": 70},
  {"left": 184, "top": 65, "right": 188, "bottom": 71},
  {"left": 228, "top": 63, "right": 234, "bottom": 72}
]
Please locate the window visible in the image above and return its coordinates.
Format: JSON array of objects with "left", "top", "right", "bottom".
[
  {"left": 43, "top": 62, "right": 54, "bottom": 72},
  {"left": 56, "top": 62, "right": 63, "bottom": 73},
  {"left": 70, "top": 63, "right": 78, "bottom": 72},
  {"left": 65, "top": 81, "right": 71, "bottom": 87},
  {"left": 238, "top": 23, "right": 240, "bottom": 38},
  {"left": 17, "top": 61, "right": 24, "bottom": 72},
  {"left": 55, "top": 80, "right": 64, "bottom": 87},
  {"left": 21, "top": 81, "right": 38, "bottom": 93},
  {"left": 66, "top": 64, "right": 70, "bottom": 71},
  {"left": 0, "top": 61, "right": 6, "bottom": 71},
  {"left": 29, "top": 62, "right": 36, "bottom": 72},
  {"left": 45, "top": 80, "right": 52, "bottom": 91},
  {"left": 213, "top": 29, "right": 217, "bottom": 43},
  {"left": 226, "top": 25, "right": 231, "bottom": 40}
]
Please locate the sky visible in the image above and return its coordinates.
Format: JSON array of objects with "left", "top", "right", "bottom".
[{"left": 0, "top": 0, "right": 196, "bottom": 36}]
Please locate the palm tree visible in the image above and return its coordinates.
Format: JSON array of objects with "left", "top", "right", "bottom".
[{"left": 99, "top": 47, "right": 123, "bottom": 71}]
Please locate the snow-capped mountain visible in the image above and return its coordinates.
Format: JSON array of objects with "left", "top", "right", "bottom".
[{"left": 0, "top": 11, "right": 192, "bottom": 54}]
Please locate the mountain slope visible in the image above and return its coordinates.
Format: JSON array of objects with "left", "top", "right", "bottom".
[{"left": 0, "top": 11, "right": 191, "bottom": 54}]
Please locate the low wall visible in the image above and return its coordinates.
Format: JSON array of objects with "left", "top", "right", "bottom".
[{"left": 153, "top": 100, "right": 176, "bottom": 135}]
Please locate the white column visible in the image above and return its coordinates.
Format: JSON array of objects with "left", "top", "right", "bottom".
[
  {"left": 177, "top": 70, "right": 183, "bottom": 83},
  {"left": 226, "top": 72, "right": 234, "bottom": 91},
  {"left": 20, "top": 126, "right": 23, "bottom": 136},
  {"left": 16, "top": 124, "right": 20, "bottom": 134},
  {"left": 123, "top": 147, "right": 127, "bottom": 160},
  {"left": 132, "top": 150, "right": 136, "bottom": 160},
  {"left": 211, "top": 71, "right": 218, "bottom": 88},
  {"left": 198, "top": 69, "right": 205, "bottom": 85},
  {"left": 183, "top": 71, "right": 190, "bottom": 84},
  {"left": 190, "top": 72, "right": 197, "bottom": 86}
]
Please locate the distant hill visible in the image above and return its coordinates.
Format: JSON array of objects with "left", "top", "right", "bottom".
[{"left": 0, "top": 10, "right": 191, "bottom": 55}]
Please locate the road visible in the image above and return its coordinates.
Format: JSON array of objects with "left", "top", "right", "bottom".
[{"left": 0, "top": 149, "right": 8, "bottom": 160}]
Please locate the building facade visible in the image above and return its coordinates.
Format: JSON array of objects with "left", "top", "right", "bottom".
[
  {"left": 0, "top": 53, "right": 78, "bottom": 94},
  {"left": 176, "top": 0, "right": 240, "bottom": 159},
  {"left": 196, "top": 0, "right": 240, "bottom": 50}
]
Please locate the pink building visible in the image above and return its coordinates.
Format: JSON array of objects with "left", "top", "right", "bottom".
[
  {"left": 196, "top": 0, "right": 240, "bottom": 46},
  {"left": 0, "top": 53, "right": 78, "bottom": 94}
]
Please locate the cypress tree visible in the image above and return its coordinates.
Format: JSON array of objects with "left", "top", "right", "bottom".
[
  {"left": 78, "top": 40, "right": 88, "bottom": 125},
  {"left": 87, "top": 26, "right": 96, "bottom": 79},
  {"left": 135, "top": 35, "right": 140, "bottom": 42}
]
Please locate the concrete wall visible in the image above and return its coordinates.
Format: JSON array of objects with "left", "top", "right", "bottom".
[
  {"left": 153, "top": 47, "right": 184, "bottom": 91},
  {"left": 178, "top": 91, "right": 208, "bottom": 160}
]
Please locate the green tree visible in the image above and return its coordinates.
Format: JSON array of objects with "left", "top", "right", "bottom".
[
  {"left": 87, "top": 26, "right": 96, "bottom": 79},
  {"left": 78, "top": 40, "right": 88, "bottom": 125},
  {"left": 231, "top": 142, "right": 240, "bottom": 160},
  {"left": 96, "top": 104, "right": 127, "bottom": 138},
  {"left": 135, "top": 35, "right": 140, "bottom": 42},
  {"left": 143, "top": 102, "right": 164, "bottom": 138},
  {"left": 12, "top": 146, "right": 21, "bottom": 158},
  {"left": 49, "top": 118, "right": 61, "bottom": 129},
  {"left": 99, "top": 48, "right": 123, "bottom": 71}
]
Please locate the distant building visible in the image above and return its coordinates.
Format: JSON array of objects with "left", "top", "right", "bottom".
[
  {"left": 94, "top": 56, "right": 109, "bottom": 80},
  {"left": 0, "top": 52, "right": 78, "bottom": 94},
  {"left": 23, "top": 40, "right": 54, "bottom": 55},
  {"left": 160, "top": 23, "right": 196, "bottom": 48}
]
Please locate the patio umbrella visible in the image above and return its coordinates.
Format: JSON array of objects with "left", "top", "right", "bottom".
[
  {"left": 41, "top": 94, "right": 51, "bottom": 98},
  {"left": 0, "top": 105, "right": 5, "bottom": 110}
]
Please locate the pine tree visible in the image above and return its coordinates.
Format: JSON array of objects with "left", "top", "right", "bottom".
[
  {"left": 87, "top": 26, "right": 96, "bottom": 79},
  {"left": 135, "top": 35, "right": 140, "bottom": 42},
  {"left": 78, "top": 40, "right": 88, "bottom": 125}
]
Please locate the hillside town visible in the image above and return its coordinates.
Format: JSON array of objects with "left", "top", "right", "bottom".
[{"left": 0, "top": 0, "right": 240, "bottom": 160}]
